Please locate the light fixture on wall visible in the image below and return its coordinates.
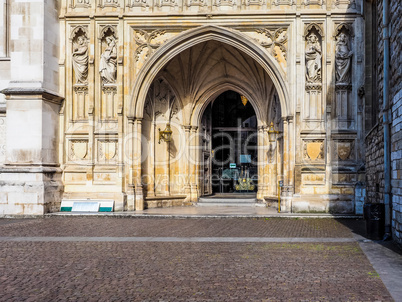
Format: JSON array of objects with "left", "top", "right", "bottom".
[
  {"left": 240, "top": 95, "right": 248, "bottom": 106},
  {"left": 268, "top": 121, "right": 280, "bottom": 142},
  {"left": 158, "top": 123, "right": 173, "bottom": 144}
]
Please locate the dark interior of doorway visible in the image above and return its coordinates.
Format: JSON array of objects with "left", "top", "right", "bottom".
[{"left": 208, "top": 90, "right": 258, "bottom": 194}]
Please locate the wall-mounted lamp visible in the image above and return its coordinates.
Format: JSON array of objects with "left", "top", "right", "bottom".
[
  {"left": 240, "top": 95, "right": 248, "bottom": 106},
  {"left": 268, "top": 121, "right": 280, "bottom": 142},
  {"left": 158, "top": 123, "right": 173, "bottom": 144}
]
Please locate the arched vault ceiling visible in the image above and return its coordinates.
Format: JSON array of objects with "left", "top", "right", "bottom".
[{"left": 157, "top": 40, "right": 275, "bottom": 124}]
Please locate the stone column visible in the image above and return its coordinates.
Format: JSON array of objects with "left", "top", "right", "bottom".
[
  {"left": 126, "top": 117, "right": 135, "bottom": 211},
  {"left": 287, "top": 116, "right": 295, "bottom": 191},
  {"left": 190, "top": 126, "right": 199, "bottom": 202},
  {"left": 0, "top": 83, "right": 64, "bottom": 215},
  {"left": 134, "top": 118, "right": 144, "bottom": 210},
  {"left": 281, "top": 117, "right": 290, "bottom": 212},
  {"left": 145, "top": 121, "right": 156, "bottom": 197},
  {"left": 182, "top": 125, "right": 192, "bottom": 201},
  {"left": 257, "top": 126, "right": 264, "bottom": 200},
  {"left": 263, "top": 126, "right": 273, "bottom": 198}
]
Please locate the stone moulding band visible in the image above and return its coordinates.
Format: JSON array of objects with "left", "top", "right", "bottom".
[{"left": 1, "top": 87, "right": 64, "bottom": 105}]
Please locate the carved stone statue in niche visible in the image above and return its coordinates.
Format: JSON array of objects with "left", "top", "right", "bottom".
[
  {"left": 305, "top": 33, "right": 322, "bottom": 83},
  {"left": 72, "top": 35, "right": 89, "bottom": 84},
  {"left": 335, "top": 33, "right": 353, "bottom": 84},
  {"left": 100, "top": 36, "right": 117, "bottom": 84}
]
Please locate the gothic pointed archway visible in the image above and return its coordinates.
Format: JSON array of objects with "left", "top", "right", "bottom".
[{"left": 129, "top": 27, "right": 291, "bottom": 209}]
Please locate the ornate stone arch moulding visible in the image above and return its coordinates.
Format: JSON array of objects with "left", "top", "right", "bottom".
[
  {"left": 70, "top": 25, "right": 89, "bottom": 41},
  {"left": 190, "top": 81, "right": 265, "bottom": 127},
  {"left": 333, "top": 23, "right": 354, "bottom": 40},
  {"left": 303, "top": 23, "right": 324, "bottom": 40},
  {"left": 99, "top": 25, "right": 118, "bottom": 41},
  {"left": 129, "top": 25, "right": 290, "bottom": 120}
]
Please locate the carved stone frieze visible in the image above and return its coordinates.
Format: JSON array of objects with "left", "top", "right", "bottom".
[
  {"left": 98, "top": 0, "right": 119, "bottom": 8},
  {"left": 273, "top": 0, "right": 295, "bottom": 6},
  {"left": 333, "top": 0, "right": 355, "bottom": 9},
  {"left": 127, "top": 0, "right": 150, "bottom": 8},
  {"left": 214, "top": 0, "right": 236, "bottom": 8},
  {"left": 70, "top": 0, "right": 91, "bottom": 8},
  {"left": 156, "top": 0, "right": 178, "bottom": 9},
  {"left": 244, "top": 0, "right": 265, "bottom": 7},
  {"left": 305, "top": 83, "right": 322, "bottom": 91},
  {"left": 303, "top": 0, "right": 323, "bottom": 6},
  {"left": 185, "top": 0, "right": 207, "bottom": 8}
]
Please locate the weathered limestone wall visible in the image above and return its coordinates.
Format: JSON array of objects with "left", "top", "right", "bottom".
[
  {"left": 58, "top": 0, "right": 365, "bottom": 213},
  {"left": 0, "top": 0, "right": 366, "bottom": 214},
  {"left": 0, "top": 0, "right": 63, "bottom": 215}
]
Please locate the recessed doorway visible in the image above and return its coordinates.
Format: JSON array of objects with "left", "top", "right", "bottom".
[{"left": 202, "top": 90, "right": 258, "bottom": 195}]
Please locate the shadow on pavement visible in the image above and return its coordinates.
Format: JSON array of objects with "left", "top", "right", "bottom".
[{"left": 336, "top": 218, "right": 402, "bottom": 255}]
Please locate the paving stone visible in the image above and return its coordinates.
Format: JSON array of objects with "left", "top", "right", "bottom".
[
  {"left": 0, "top": 217, "right": 360, "bottom": 238},
  {"left": 0, "top": 217, "right": 396, "bottom": 301}
]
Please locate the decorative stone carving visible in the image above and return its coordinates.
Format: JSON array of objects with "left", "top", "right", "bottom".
[
  {"left": 304, "top": 140, "right": 324, "bottom": 161},
  {"left": 71, "top": 28, "right": 89, "bottom": 84},
  {"left": 70, "top": 140, "right": 88, "bottom": 160},
  {"left": 335, "top": 140, "right": 354, "bottom": 161},
  {"left": 102, "top": 84, "right": 117, "bottom": 119},
  {"left": 157, "top": 0, "right": 178, "bottom": 9},
  {"left": 70, "top": 0, "right": 91, "bottom": 8},
  {"left": 133, "top": 29, "right": 167, "bottom": 61},
  {"left": 337, "top": 142, "right": 351, "bottom": 160},
  {"left": 333, "top": 23, "right": 354, "bottom": 128},
  {"left": 303, "top": 0, "right": 323, "bottom": 5},
  {"left": 335, "top": 33, "right": 353, "bottom": 86},
  {"left": 214, "top": 0, "right": 236, "bottom": 8},
  {"left": 273, "top": 0, "right": 295, "bottom": 6},
  {"left": 144, "top": 97, "right": 153, "bottom": 119},
  {"left": 334, "top": 0, "right": 355, "bottom": 8},
  {"left": 73, "top": 84, "right": 88, "bottom": 119},
  {"left": 334, "top": 24, "right": 353, "bottom": 90},
  {"left": 305, "top": 33, "right": 322, "bottom": 83},
  {"left": 127, "top": 0, "right": 150, "bottom": 9},
  {"left": 100, "top": 36, "right": 117, "bottom": 84},
  {"left": 98, "top": 0, "right": 119, "bottom": 8},
  {"left": 98, "top": 140, "right": 117, "bottom": 161},
  {"left": 255, "top": 27, "right": 288, "bottom": 64},
  {"left": 186, "top": 0, "right": 207, "bottom": 8}
]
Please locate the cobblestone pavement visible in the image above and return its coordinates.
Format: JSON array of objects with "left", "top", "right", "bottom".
[
  {"left": 0, "top": 217, "right": 362, "bottom": 238},
  {"left": 0, "top": 218, "right": 395, "bottom": 301}
]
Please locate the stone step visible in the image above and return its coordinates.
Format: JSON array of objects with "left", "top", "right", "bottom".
[{"left": 196, "top": 197, "right": 261, "bottom": 207}]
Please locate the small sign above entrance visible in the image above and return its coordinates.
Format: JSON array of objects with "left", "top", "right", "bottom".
[
  {"left": 240, "top": 154, "right": 251, "bottom": 164},
  {"left": 229, "top": 163, "right": 237, "bottom": 169}
]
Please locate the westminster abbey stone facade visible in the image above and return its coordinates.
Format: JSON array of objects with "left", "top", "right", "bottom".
[{"left": 0, "top": 0, "right": 400, "bottom": 243}]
